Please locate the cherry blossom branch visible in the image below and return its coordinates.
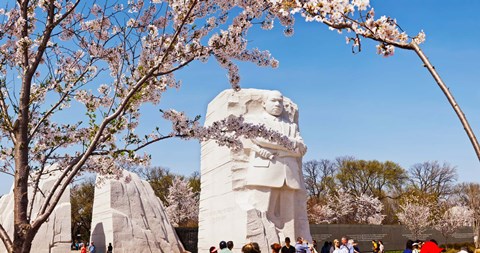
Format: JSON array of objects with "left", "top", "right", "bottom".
[
  {"left": 28, "top": 0, "right": 80, "bottom": 78},
  {"left": 0, "top": 170, "right": 14, "bottom": 177},
  {"left": 28, "top": 64, "right": 94, "bottom": 141},
  {"left": 26, "top": 152, "right": 55, "bottom": 220},
  {"left": 0, "top": 80, "right": 16, "bottom": 143},
  {"left": 93, "top": 134, "right": 184, "bottom": 156},
  {"left": 33, "top": 0, "right": 200, "bottom": 228}
]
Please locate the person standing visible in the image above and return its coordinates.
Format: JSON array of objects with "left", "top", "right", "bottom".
[
  {"left": 107, "top": 242, "right": 113, "bottom": 253},
  {"left": 88, "top": 241, "right": 96, "bottom": 253},
  {"left": 403, "top": 240, "right": 413, "bottom": 253},
  {"left": 271, "top": 243, "right": 282, "bottom": 253},
  {"left": 321, "top": 241, "right": 331, "bottom": 253},
  {"left": 351, "top": 240, "right": 360, "bottom": 253},
  {"left": 330, "top": 239, "right": 340, "bottom": 253},
  {"left": 281, "top": 237, "right": 296, "bottom": 253},
  {"left": 228, "top": 241, "right": 234, "bottom": 252},
  {"left": 340, "top": 237, "right": 353, "bottom": 253},
  {"left": 220, "top": 241, "right": 232, "bottom": 253},
  {"left": 295, "top": 237, "right": 311, "bottom": 253},
  {"left": 242, "top": 243, "right": 261, "bottom": 253},
  {"left": 80, "top": 242, "right": 87, "bottom": 253}
]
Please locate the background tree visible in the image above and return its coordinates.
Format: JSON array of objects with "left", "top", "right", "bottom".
[
  {"left": 353, "top": 194, "right": 385, "bottom": 225},
  {"left": 336, "top": 159, "right": 407, "bottom": 199},
  {"left": 310, "top": 189, "right": 354, "bottom": 224},
  {"left": 70, "top": 180, "right": 94, "bottom": 244},
  {"left": 308, "top": 189, "right": 384, "bottom": 225},
  {"left": 188, "top": 171, "right": 201, "bottom": 198},
  {"left": 303, "top": 159, "right": 336, "bottom": 199},
  {"left": 139, "top": 166, "right": 175, "bottom": 204},
  {"left": 397, "top": 197, "right": 432, "bottom": 240},
  {"left": 165, "top": 176, "right": 199, "bottom": 227},
  {"left": 434, "top": 205, "right": 474, "bottom": 246},
  {"left": 455, "top": 183, "right": 480, "bottom": 248},
  {"left": 408, "top": 161, "right": 458, "bottom": 200}
]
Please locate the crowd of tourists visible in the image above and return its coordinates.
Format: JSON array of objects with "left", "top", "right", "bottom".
[
  {"left": 71, "top": 241, "right": 113, "bottom": 253},
  {"left": 209, "top": 236, "right": 339, "bottom": 253},
  {"left": 403, "top": 239, "right": 448, "bottom": 253},
  {"left": 208, "top": 236, "right": 467, "bottom": 253}
]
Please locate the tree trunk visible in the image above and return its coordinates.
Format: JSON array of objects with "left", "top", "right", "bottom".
[
  {"left": 411, "top": 43, "right": 480, "bottom": 162},
  {"left": 475, "top": 221, "right": 480, "bottom": 249},
  {"left": 12, "top": 75, "right": 34, "bottom": 253}
]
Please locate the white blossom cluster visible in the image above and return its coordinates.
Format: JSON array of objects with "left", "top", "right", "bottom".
[
  {"left": 309, "top": 191, "right": 384, "bottom": 224},
  {"left": 165, "top": 176, "right": 198, "bottom": 227},
  {"left": 0, "top": 0, "right": 296, "bottom": 178},
  {"left": 434, "top": 205, "right": 474, "bottom": 239},
  {"left": 266, "top": 0, "right": 426, "bottom": 56},
  {"left": 397, "top": 197, "right": 432, "bottom": 239}
]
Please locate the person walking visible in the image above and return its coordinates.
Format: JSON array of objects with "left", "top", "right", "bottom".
[
  {"left": 371, "top": 241, "right": 378, "bottom": 253},
  {"left": 378, "top": 241, "right": 384, "bottom": 253}
]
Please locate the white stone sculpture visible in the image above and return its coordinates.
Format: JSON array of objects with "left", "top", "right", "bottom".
[
  {"left": 90, "top": 169, "right": 187, "bottom": 253},
  {"left": 0, "top": 165, "right": 71, "bottom": 253},
  {"left": 198, "top": 89, "right": 311, "bottom": 253}
]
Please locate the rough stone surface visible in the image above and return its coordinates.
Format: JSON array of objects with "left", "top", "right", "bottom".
[
  {"left": 90, "top": 169, "right": 187, "bottom": 253},
  {"left": 0, "top": 167, "right": 71, "bottom": 253},
  {"left": 198, "top": 89, "right": 311, "bottom": 253}
]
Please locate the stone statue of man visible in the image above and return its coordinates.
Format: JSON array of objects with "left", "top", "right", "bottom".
[
  {"left": 244, "top": 90, "right": 309, "bottom": 241},
  {"left": 198, "top": 89, "right": 311, "bottom": 253}
]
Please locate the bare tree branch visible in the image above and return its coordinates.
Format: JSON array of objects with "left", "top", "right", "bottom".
[{"left": 0, "top": 223, "right": 12, "bottom": 253}]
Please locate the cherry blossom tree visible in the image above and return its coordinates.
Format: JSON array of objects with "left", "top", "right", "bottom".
[
  {"left": 397, "top": 198, "right": 432, "bottom": 240},
  {"left": 309, "top": 191, "right": 384, "bottom": 225},
  {"left": 165, "top": 176, "right": 198, "bottom": 227},
  {"left": 308, "top": 189, "right": 352, "bottom": 224},
  {"left": 455, "top": 183, "right": 480, "bottom": 248},
  {"left": 308, "top": 203, "right": 336, "bottom": 224},
  {"left": 354, "top": 194, "right": 385, "bottom": 225},
  {"left": 434, "top": 205, "right": 474, "bottom": 245},
  {"left": 0, "top": 1, "right": 298, "bottom": 252}
]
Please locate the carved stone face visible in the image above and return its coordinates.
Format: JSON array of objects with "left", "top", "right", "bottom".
[{"left": 263, "top": 91, "right": 283, "bottom": 116}]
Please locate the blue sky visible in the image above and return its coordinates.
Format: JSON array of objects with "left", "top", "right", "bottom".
[{"left": 1, "top": 0, "right": 479, "bottom": 194}]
